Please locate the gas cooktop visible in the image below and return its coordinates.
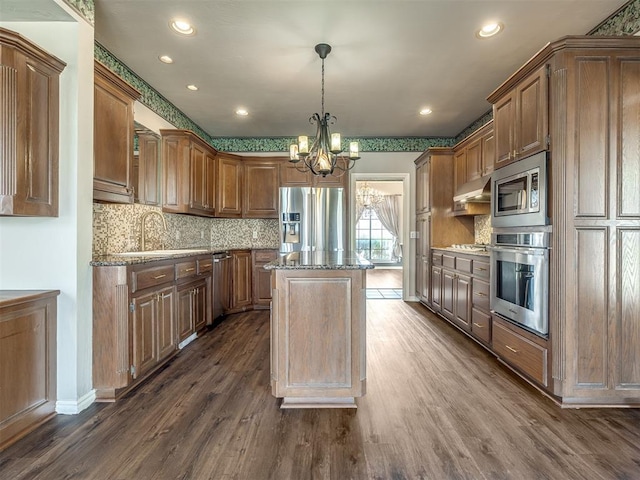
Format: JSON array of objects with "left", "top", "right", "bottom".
[{"left": 449, "top": 244, "right": 488, "bottom": 252}]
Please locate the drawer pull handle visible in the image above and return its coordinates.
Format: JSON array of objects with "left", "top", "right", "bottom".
[
  {"left": 201, "top": 263, "right": 212, "bottom": 268},
  {"left": 473, "top": 322, "right": 484, "bottom": 328},
  {"left": 476, "top": 267, "right": 487, "bottom": 271},
  {"left": 475, "top": 292, "right": 487, "bottom": 297},
  {"left": 184, "top": 268, "right": 195, "bottom": 272},
  {"left": 505, "top": 345, "right": 518, "bottom": 353},
  {"left": 153, "top": 274, "right": 166, "bottom": 279}
]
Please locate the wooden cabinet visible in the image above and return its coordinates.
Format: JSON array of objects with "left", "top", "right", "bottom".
[
  {"left": 134, "top": 130, "right": 161, "bottom": 205},
  {"left": 94, "top": 61, "right": 140, "bottom": 203},
  {"left": 161, "top": 129, "right": 216, "bottom": 217},
  {"left": 0, "top": 28, "right": 65, "bottom": 217},
  {"left": 0, "top": 290, "right": 58, "bottom": 451},
  {"left": 226, "top": 250, "right": 252, "bottom": 313},
  {"left": 270, "top": 268, "right": 366, "bottom": 408},
  {"left": 243, "top": 159, "right": 279, "bottom": 218},
  {"left": 451, "top": 122, "right": 493, "bottom": 216},
  {"left": 93, "top": 254, "right": 213, "bottom": 401},
  {"left": 491, "top": 65, "right": 548, "bottom": 169},
  {"left": 431, "top": 250, "right": 490, "bottom": 340},
  {"left": 216, "top": 153, "right": 243, "bottom": 218},
  {"left": 253, "top": 250, "right": 278, "bottom": 309},
  {"left": 279, "top": 161, "right": 348, "bottom": 188},
  {"left": 487, "top": 36, "right": 640, "bottom": 406},
  {"left": 414, "top": 148, "right": 475, "bottom": 308}
]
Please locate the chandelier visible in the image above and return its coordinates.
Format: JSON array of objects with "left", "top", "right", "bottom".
[
  {"left": 356, "top": 182, "right": 383, "bottom": 209},
  {"left": 289, "top": 43, "right": 360, "bottom": 177}
]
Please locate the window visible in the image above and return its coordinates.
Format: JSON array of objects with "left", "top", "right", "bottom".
[{"left": 356, "top": 208, "right": 397, "bottom": 263}]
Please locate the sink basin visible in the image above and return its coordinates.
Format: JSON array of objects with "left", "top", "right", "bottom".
[{"left": 112, "top": 249, "right": 209, "bottom": 257}]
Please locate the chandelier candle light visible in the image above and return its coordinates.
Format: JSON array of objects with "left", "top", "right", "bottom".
[{"left": 289, "top": 43, "right": 360, "bottom": 177}]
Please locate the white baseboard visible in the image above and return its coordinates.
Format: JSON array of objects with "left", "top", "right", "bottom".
[{"left": 56, "top": 389, "right": 96, "bottom": 415}]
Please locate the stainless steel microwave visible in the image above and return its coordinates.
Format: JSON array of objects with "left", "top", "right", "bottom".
[{"left": 491, "top": 151, "right": 548, "bottom": 228}]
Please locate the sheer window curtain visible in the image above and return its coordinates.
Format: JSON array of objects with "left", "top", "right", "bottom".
[{"left": 373, "top": 195, "right": 401, "bottom": 262}]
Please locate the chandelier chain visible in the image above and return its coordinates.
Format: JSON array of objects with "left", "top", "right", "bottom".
[{"left": 321, "top": 58, "right": 325, "bottom": 117}]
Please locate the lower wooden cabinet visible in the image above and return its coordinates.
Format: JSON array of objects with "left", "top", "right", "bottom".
[
  {"left": 252, "top": 250, "right": 278, "bottom": 309},
  {"left": 0, "top": 290, "right": 59, "bottom": 451},
  {"left": 227, "top": 250, "right": 252, "bottom": 313},
  {"left": 93, "top": 254, "right": 213, "bottom": 401},
  {"left": 492, "top": 315, "right": 548, "bottom": 388}
]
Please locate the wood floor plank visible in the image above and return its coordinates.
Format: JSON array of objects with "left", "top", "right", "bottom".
[{"left": 2, "top": 301, "right": 640, "bottom": 479}]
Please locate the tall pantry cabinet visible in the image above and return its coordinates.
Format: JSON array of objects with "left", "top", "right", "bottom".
[{"left": 488, "top": 36, "right": 640, "bottom": 406}]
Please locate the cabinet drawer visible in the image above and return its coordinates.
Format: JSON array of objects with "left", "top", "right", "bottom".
[
  {"left": 456, "top": 257, "right": 472, "bottom": 274},
  {"left": 432, "top": 252, "right": 443, "bottom": 266},
  {"left": 442, "top": 254, "right": 455, "bottom": 269},
  {"left": 131, "top": 264, "right": 175, "bottom": 293},
  {"left": 175, "top": 260, "right": 198, "bottom": 280},
  {"left": 197, "top": 257, "right": 213, "bottom": 275},
  {"left": 472, "top": 279, "right": 489, "bottom": 311},
  {"left": 471, "top": 308, "right": 491, "bottom": 344},
  {"left": 493, "top": 318, "right": 548, "bottom": 386},
  {"left": 254, "top": 250, "right": 278, "bottom": 263},
  {"left": 473, "top": 260, "right": 489, "bottom": 280}
]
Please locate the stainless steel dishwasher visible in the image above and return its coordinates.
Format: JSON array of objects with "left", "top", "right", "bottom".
[{"left": 212, "top": 251, "right": 231, "bottom": 320}]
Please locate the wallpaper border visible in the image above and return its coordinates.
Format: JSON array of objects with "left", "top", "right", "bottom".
[{"left": 62, "top": 0, "right": 94, "bottom": 25}]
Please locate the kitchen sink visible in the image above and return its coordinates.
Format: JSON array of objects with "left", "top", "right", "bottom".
[{"left": 112, "top": 248, "right": 209, "bottom": 257}]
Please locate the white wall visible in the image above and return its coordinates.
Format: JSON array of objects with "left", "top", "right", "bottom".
[
  {"left": 350, "top": 152, "right": 422, "bottom": 300},
  {"left": 0, "top": 3, "right": 95, "bottom": 413}
]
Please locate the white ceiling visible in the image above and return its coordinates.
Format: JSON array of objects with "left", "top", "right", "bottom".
[{"left": 4, "top": 0, "right": 632, "bottom": 139}]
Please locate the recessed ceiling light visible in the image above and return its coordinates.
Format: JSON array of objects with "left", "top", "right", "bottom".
[
  {"left": 159, "top": 55, "right": 173, "bottom": 64},
  {"left": 235, "top": 108, "right": 249, "bottom": 116},
  {"left": 170, "top": 19, "right": 195, "bottom": 36},
  {"left": 187, "top": 84, "right": 198, "bottom": 91},
  {"left": 419, "top": 108, "right": 432, "bottom": 116},
  {"left": 477, "top": 22, "right": 503, "bottom": 38}
]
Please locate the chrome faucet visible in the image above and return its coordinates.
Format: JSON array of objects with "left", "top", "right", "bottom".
[{"left": 140, "top": 210, "right": 168, "bottom": 251}]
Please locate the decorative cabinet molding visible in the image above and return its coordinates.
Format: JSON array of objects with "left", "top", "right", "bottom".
[
  {"left": 0, "top": 27, "right": 65, "bottom": 217},
  {"left": 94, "top": 61, "right": 140, "bottom": 204}
]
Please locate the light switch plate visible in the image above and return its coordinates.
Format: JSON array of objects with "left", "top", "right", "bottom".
[{"left": 410, "top": 231, "right": 419, "bottom": 239}]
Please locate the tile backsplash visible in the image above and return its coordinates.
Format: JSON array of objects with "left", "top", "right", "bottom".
[
  {"left": 93, "top": 203, "right": 279, "bottom": 255},
  {"left": 474, "top": 215, "right": 491, "bottom": 245}
]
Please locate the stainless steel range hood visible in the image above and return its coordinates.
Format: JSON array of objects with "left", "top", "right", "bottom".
[{"left": 453, "top": 174, "right": 491, "bottom": 203}]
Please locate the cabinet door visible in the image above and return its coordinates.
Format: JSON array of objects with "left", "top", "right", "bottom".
[
  {"left": 481, "top": 130, "right": 495, "bottom": 177},
  {"left": 190, "top": 142, "right": 208, "bottom": 212},
  {"left": 137, "top": 132, "right": 161, "bottom": 206},
  {"left": 415, "top": 160, "right": 430, "bottom": 213},
  {"left": 156, "top": 286, "right": 176, "bottom": 361},
  {"left": 205, "top": 152, "right": 217, "bottom": 215},
  {"left": 421, "top": 258, "right": 430, "bottom": 303},
  {"left": 194, "top": 279, "right": 208, "bottom": 333},
  {"left": 465, "top": 138, "right": 483, "bottom": 182},
  {"left": 93, "top": 61, "right": 139, "bottom": 203},
  {"left": 453, "top": 274, "right": 471, "bottom": 332},
  {"left": 131, "top": 291, "right": 157, "bottom": 379},
  {"left": 253, "top": 250, "right": 278, "bottom": 308},
  {"left": 516, "top": 65, "right": 548, "bottom": 159},
  {"left": 231, "top": 250, "right": 253, "bottom": 310},
  {"left": 441, "top": 269, "right": 455, "bottom": 320},
  {"left": 243, "top": 162, "right": 279, "bottom": 218},
  {"left": 177, "top": 284, "right": 195, "bottom": 343},
  {"left": 216, "top": 155, "right": 243, "bottom": 217},
  {"left": 453, "top": 149, "right": 467, "bottom": 191},
  {"left": 493, "top": 91, "right": 516, "bottom": 168},
  {"left": 431, "top": 266, "right": 442, "bottom": 313},
  {"left": 280, "top": 163, "right": 313, "bottom": 187}
]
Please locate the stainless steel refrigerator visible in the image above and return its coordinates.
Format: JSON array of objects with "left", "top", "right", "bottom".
[{"left": 279, "top": 187, "right": 345, "bottom": 253}]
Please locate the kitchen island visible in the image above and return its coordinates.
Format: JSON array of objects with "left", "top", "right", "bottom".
[{"left": 265, "top": 252, "right": 373, "bottom": 409}]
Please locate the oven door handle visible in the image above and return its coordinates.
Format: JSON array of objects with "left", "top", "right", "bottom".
[{"left": 487, "top": 245, "right": 548, "bottom": 256}]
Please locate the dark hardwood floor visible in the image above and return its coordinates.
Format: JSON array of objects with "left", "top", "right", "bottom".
[{"left": 2, "top": 300, "right": 640, "bottom": 479}]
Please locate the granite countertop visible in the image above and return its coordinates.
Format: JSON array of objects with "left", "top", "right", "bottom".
[
  {"left": 432, "top": 247, "right": 490, "bottom": 257},
  {"left": 264, "top": 251, "right": 374, "bottom": 270}
]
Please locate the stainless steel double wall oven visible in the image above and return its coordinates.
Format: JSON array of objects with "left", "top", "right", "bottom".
[{"left": 489, "top": 151, "right": 551, "bottom": 337}]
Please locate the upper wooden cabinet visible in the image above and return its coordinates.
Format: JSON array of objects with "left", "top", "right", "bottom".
[
  {"left": 134, "top": 130, "right": 161, "bottom": 206},
  {"left": 415, "top": 157, "right": 430, "bottom": 214},
  {"left": 216, "top": 153, "right": 243, "bottom": 218},
  {"left": 94, "top": 61, "right": 140, "bottom": 203},
  {"left": 160, "top": 129, "right": 216, "bottom": 217},
  {"left": 243, "top": 158, "right": 279, "bottom": 218},
  {"left": 490, "top": 65, "right": 548, "bottom": 169},
  {"left": 279, "top": 160, "right": 348, "bottom": 188},
  {"left": 0, "top": 28, "right": 66, "bottom": 216}
]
